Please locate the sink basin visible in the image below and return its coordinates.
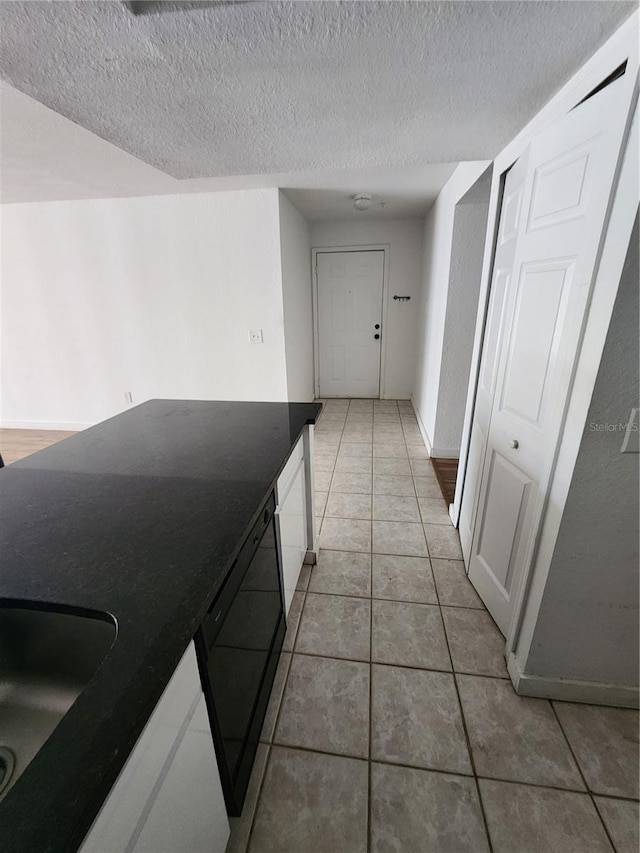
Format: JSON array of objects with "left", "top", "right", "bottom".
[{"left": 0, "top": 601, "right": 116, "bottom": 801}]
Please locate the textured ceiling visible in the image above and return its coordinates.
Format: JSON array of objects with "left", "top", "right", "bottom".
[
  {"left": 0, "top": 1, "right": 635, "bottom": 182},
  {"left": 0, "top": 81, "right": 457, "bottom": 208}
]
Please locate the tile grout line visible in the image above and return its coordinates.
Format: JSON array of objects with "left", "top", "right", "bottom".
[
  {"left": 255, "top": 737, "right": 618, "bottom": 800},
  {"left": 548, "top": 700, "right": 618, "bottom": 850},
  {"left": 431, "top": 535, "right": 495, "bottom": 853},
  {"left": 367, "top": 404, "right": 374, "bottom": 853},
  {"left": 242, "top": 743, "right": 271, "bottom": 853}
]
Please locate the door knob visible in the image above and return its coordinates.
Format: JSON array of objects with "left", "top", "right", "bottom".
[
  {"left": 374, "top": 334, "right": 380, "bottom": 340},
  {"left": 374, "top": 324, "right": 380, "bottom": 329},
  {"left": 510, "top": 439, "right": 519, "bottom": 449}
]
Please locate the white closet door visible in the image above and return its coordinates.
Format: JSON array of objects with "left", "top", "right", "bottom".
[
  {"left": 467, "top": 77, "right": 631, "bottom": 635},
  {"left": 459, "top": 153, "right": 529, "bottom": 562}
]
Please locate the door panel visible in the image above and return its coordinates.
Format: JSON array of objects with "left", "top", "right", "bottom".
[
  {"left": 459, "top": 155, "right": 530, "bottom": 561},
  {"left": 317, "top": 250, "right": 384, "bottom": 397},
  {"left": 475, "top": 451, "right": 532, "bottom": 594},
  {"left": 467, "top": 77, "right": 630, "bottom": 635},
  {"left": 500, "top": 259, "right": 574, "bottom": 425}
]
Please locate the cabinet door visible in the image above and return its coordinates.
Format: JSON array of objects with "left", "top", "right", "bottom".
[
  {"left": 277, "top": 460, "right": 308, "bottom": 615},
  {"left": 80, "top": 644, "right": 230, "bottom": 853}
]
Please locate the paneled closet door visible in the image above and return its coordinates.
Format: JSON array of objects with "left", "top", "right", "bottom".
[{"left": 466, "top": 76, "right": 632, "bottom": 636}]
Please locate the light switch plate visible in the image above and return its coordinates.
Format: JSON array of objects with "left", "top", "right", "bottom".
[
  {"left": 248, "top": 329, "right": 264, "bottom": 344},
  {"left": 621, "top": 408, "right": 639, "bottom": 453}
]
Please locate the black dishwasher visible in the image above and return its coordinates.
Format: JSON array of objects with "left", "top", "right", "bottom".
[{"left": 195, "top": 492, "right": 285, "bottom": 815}]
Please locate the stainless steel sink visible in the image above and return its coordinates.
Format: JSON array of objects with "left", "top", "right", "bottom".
[{"left": 0, "top": 602, "right": 116, "bottom": 801}]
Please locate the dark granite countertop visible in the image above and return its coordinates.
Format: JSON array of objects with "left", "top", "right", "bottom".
[{"left": 0, "top": 399, "right": 321, "bottom": 853}]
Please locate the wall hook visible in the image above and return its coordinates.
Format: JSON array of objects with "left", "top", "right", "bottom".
[{"left": 393, "top": 295, "right": 411, "bottom": 302}]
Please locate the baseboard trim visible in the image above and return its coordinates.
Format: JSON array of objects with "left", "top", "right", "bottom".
[
  {"left": 430, "top": 448, "right": 460, "bottom": 460},
  {"left": 0, "top": 420, "right": 93, "bottom": 431},
  {"left": 507, "top": 653, "right": 639, "bottom": 708},
  {"left": 409, "top": 397, "right": 433, "bottom": 455}
]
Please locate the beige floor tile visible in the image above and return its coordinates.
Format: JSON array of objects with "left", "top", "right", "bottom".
[
  {"left": 337, "top": 442, "right": 372, "bottom": 458},
  {"left": 371, "top": 763, "right": 489, "bottom": 853},
  {"left": 442, "top": 607, "right": 507, "bottom": 677},
  {"left": 553, "top": 702, "right": 639, "bottom": 799},
  {"left": 341, "top": 430, "right": 373, "bottom": 444},
  {"left": 373, "top": 474, "right": 415, "bottom": 496},
  {"left": 402, "top": 427, "right": 424, "bottom": 443},
  {"left": 314, "top": 454, "right": 335, "bottom": 473},
  {"left": 373, "top": 494, "right": 421, "bottom": 522},
  {"left": 371, "top": 664, "right": 471, "bottom": 774},
  {"left": 406, "top": 443, "right": 429, "bottom": 459},
  {"left": 372, "top": 554, "right": 437, "bottom": 604},
  {"left": 594, "top": 796, "right": 639, "bottom": 853},
  {"left": 418, "top": 496, "right": 452, "bottom": 525},
  {"left": 320, "top": 517, "right": 371, "bottom": 552},
  {"left": 314, "top": 490, "right": 328, "bottom": 515},
  {"left": 260, "top": 653, "right": 292, "bottom": 743},
  {"left": 226, "top": 743, "right": 270, "bottom": 853},
  {"left": 458, "top": 675, "right": 584, "bottom": 789},
  {"left": 344, "top": 412, "right": 373, "bottom": 425},
  {"left": 414, "top": 476, "right": 443, "bottom": 498},
  {"left": 432, "top": 558, "right": 484, "bottom": 608},
  {"left": 274, "top": 656, "right": 370, "bottom": 758},
  {"left": 308, "top": 550, "right": 371, "bottom": 597},
  {"left": 373, "top": 429, "right": 405, "bottom": 445},
  {"left": 314, "top": 469, "right": 333, "bottom": 491},
  {"left": 349, "top": 400, "right": 374, "bottom": 412},
  {"left": 373, "top": 520, "right": 427, "bottom": 557},
  {"left": 282, "top": 590, "right": 305, "bottom": 653},
  {"left": 424, "top": 523, "right": 463, "bottom": 558},
  {"left": 330, "top": 472, "right": 372, "bottom": 494},
  {"left": 372, "top": 442, "right": 408, "bottom": 458},
  {"left": 373, "top": 456, "right": 412, "bottom": 476},
  {"left": 249, "top": 746, "right": 368, "bottom": 853},
  {"left": 323, "top": 400, "right": 349, "bottom": 412},
  {"left": 334, "top": 455, "right": 372, "bottom": 474},
  {"left": 373, "top": 412, "right": 401, "bottom": 424},
  {"left": 409, "top": 458, "right": 435, "bottom": 478},
  {"left": 295, "top": 592, "right": 370, "bottom": 661},
  {"left": 372, "top": 600, "right": 451, "bottom": 671},
  {"left": 479, "top": 780, "right": 613, "bottom": 853},
  {"left": 325, "top": 491, "right": 372, "bottom": 520}
]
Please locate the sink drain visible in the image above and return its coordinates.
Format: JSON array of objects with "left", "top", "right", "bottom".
[{"left": 0, "top": 747, "right": 16, "bottom": 798}]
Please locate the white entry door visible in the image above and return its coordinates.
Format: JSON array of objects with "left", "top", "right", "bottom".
[
  {"left": 316, "top": 250, "right": 384, "bottom": 397},
  {"left": 467, "top": 77, "right": 631, "bottom": 635}
]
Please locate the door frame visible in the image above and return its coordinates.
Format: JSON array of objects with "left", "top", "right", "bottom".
[
  {"left": 452, "top": 15, "right": 638, "bottom": 667},
  {"left": 311, "top": 244, "right": 390, "bottom": 400}
]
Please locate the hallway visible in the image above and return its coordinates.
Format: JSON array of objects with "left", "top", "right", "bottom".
[{"left": 227, "top": 399, "right": 639, "bottom": 853}]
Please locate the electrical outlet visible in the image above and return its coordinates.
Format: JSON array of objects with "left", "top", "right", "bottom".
[
  {"left": 124, "top": 391, "right": 133, "bottom": 404},
  {"left": 249, "top": 329, "right": 264, "bottom": 344},
  {"left": 621, "top": 408, "right": 639, "bottom": 453}
]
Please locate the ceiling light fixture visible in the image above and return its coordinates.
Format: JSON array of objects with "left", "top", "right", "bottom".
[{"left": 353, "top": 193, "right": 372, "bottom": 211}]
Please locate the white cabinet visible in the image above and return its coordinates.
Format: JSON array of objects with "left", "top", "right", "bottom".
[
  {"left": 80, "top": 643, "right": 229, "bottom": 853},
  {"left": 276, "top": 431, "right": 313, "bottom": 615}
]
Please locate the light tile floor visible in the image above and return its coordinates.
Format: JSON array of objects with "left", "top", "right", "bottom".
[{"left": 227, "top": 399, "right": 639, "bottom": 853}]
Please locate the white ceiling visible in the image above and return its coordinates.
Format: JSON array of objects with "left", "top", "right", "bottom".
[
  {"left": 0, "top": 81, "right": 457, "bottom": 211},
  {"left": 0, "top": 0, "right": 634, "bottom": 184}
]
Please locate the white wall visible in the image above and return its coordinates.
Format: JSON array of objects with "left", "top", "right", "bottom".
[
  {"left": 434, "top": 176, "right": 491, "bottom": 456},
  {"left": 413, "top": 162, "right": 490, "bottom": 452},
  {"left": 310, "top": 218, "right": 424, "bottom": 399},
  {"left": 525, "top": 214, "right": 639, "bottom": 688},
  {"left": 278, "top": 193, "right": 314, "bottom": 402},
  {"left": 0, "top": 189, "right": 287, "bottom": 428}
]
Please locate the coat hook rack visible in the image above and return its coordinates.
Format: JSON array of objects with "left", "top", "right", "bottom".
[{"left": 393, "top": 295, "right": 411, "bottom": 302}]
